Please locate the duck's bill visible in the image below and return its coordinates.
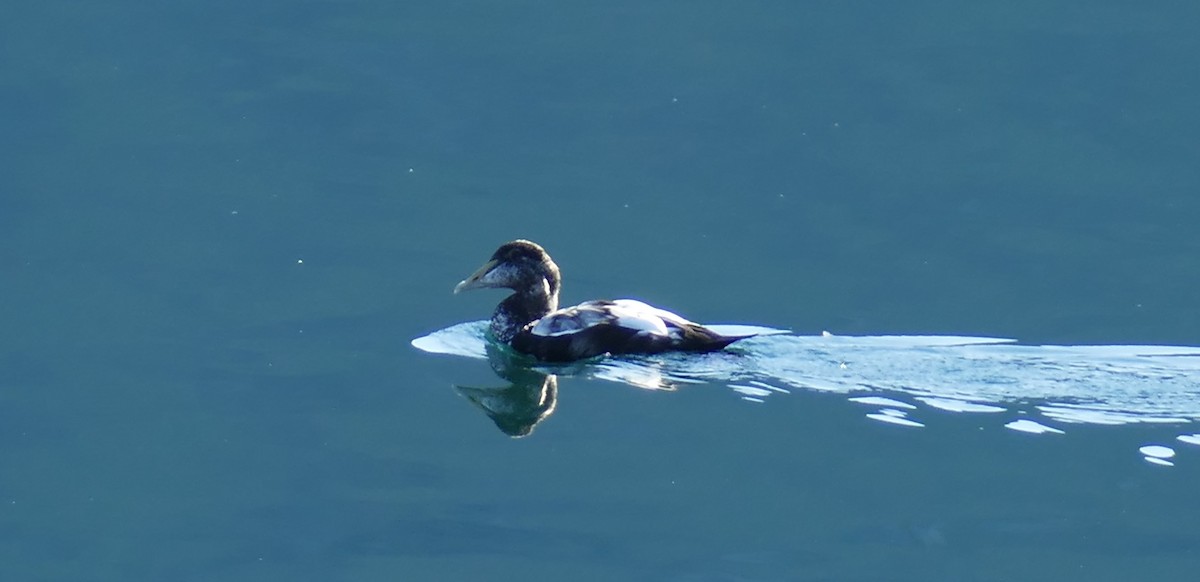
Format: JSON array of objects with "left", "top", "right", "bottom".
[{"left": 453, "top": 259, "right": 498, "bottom": 294}]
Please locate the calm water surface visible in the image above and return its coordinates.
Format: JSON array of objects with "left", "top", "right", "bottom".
[{"left": 2, "top": 1, "right": 1199, "bottom": 580}]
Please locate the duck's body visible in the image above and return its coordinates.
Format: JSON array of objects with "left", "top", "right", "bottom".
[{"left": 453, "top": 240, "right": 755, "bottom": 362}]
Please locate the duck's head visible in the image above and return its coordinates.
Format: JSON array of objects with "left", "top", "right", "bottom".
[{"left": 454, "top": 240, "right": 561, "bottom": 299}]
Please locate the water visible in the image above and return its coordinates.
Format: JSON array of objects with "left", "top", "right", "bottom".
[{"left": 3, "top": 1, "right": 1200, "bottom": 580}]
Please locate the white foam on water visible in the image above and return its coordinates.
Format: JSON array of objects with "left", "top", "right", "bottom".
[
  {"left": 1038, "top": 404, "right": 1189, "bottom": 425},
  {"left": 1177, "top": 434, "right": 1200, "bottom": 446},
  {"left": 866, "top": 413, "right": 925, "bottom": 428},
  {"left": 706, "top": 324, "right": 790, "bottom": 337},
  {"left": 848, "top": 396, "right": 916, "bottom": 409},
  {"left": 1144, "top": 456, "right": 1175, "bottom": 467},
  {"left": 748, "top": 380, "right": 790, "bottom": 394},
  {"left": 1005, "top": 420, "right": 1065, "bottom": 435},
  {"left": 411, "top": 321, "right": 489, "bottom": 359},
  {"left": 818, "top": 334, "right": 1016, "bottom": 347},
  {"left": 731, "top": 385, "right": 773, "bottom": 398},
  {"left": 591, "top": 364, "right": 676, "bottom": 391},
  {"left": 1139, "top": 445, "right": 1176, "bottom": 459},
  {"left": 878, "top": 408, "right": 908, "bottom": 418},
  {"left": 918, "top": 397, "right": 1006, "bottom": 413}
]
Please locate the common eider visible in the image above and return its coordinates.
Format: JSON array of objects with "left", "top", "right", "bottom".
[{"left": 453, "top": 240, "right": 756, "bottom": 362}]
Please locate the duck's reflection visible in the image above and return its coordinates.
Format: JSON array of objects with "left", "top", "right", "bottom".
[
  {"left": 452, "top": 343, "right": 711, "bottom": 437},
  {"left": 453, "top": 344, "right": 558, "bottom": 438}
]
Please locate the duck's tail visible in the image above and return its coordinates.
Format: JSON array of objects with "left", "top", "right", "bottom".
[
  {"left": 680, "top": 324, "right": 761, "bottom": 353},
  {"left": 692, "top": 324, "right": 791, "bottom": 352}
]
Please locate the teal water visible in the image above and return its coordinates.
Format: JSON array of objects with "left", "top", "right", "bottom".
[{"left": 3, "top": 1, "right": 1199, "bottom": 580}]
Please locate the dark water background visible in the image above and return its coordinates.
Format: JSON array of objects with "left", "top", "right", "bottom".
[{"left": 2, "top": 2, "right": 1199, "bottom": 580}]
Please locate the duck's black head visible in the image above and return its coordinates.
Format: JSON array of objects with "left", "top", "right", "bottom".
[
  {"left": 454, "top": 240, "right": 561, "bottom": 298},
  {"left": 454, "top": 240, "right": 562, "bottom": 342}
]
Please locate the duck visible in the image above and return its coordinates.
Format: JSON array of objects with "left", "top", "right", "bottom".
[{"left": 452, "top": 239, "right": 756, "bottom": 362}]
